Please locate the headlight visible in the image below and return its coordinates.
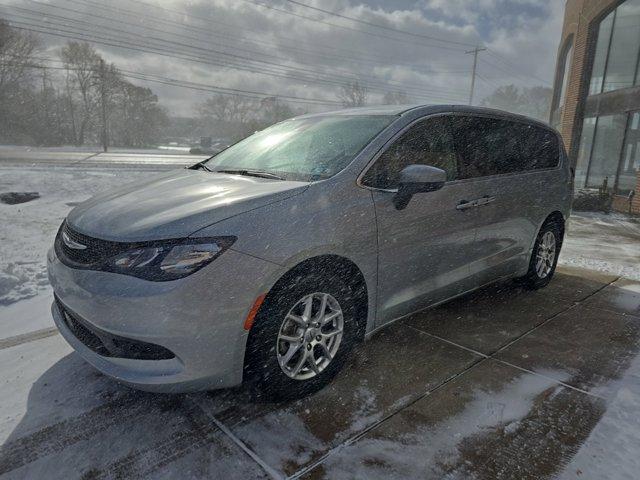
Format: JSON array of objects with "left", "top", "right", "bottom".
[{"left": 107, "top": 237, "right": 235, "bottom": 281}]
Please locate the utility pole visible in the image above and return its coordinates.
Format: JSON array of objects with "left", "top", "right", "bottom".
[
  {"left": 466, "top": 46, "right": 486, "bottom": 106},
  {"left": 41, "top": 67, "right": 49, "bottom": 128},
  {"left": 99, "top": 59, "right": 108, "bottom": 152}
]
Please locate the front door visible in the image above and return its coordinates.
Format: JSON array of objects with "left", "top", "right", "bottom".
[{"left": 360, "top": 115, "right": 485, "bottom": 326}]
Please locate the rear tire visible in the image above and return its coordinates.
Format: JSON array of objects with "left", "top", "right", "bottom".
[
  {"left": 244, "top": 272, "right": 358, "bottom": 401},
  {"left": 519, "top": 219, "right": 563, "bottom": 290}
]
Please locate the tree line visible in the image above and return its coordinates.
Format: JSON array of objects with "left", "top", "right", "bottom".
[
  {"left": 0, "top": 20, "right": 168, "bottom": 149},
  {"left": 1, "top": 18, "right": 553, "bottom": 149}
]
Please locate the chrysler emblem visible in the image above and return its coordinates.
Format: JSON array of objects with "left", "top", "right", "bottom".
[{"left": 62, "top": 231, "right": 87, "bottom": 250}]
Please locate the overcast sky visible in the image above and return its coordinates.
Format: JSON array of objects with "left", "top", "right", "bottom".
[{"left": 2, "top": 0, "right": 566, "bottom": 116}]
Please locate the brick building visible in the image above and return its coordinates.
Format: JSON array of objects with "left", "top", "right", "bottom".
[{"left": 552, "top": 0, "right": 640, "bottom": 213}]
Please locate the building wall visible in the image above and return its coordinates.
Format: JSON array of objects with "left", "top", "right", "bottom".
[
  {"left": 555, "top": 0, "right": 640, "bottom": 214},
  {"left": 554, "top": 0, "right": 621, "bottom": 160}
]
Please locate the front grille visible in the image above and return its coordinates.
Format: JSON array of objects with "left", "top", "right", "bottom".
[
  {"left": 55, "top": 297, "right": 175, "bottom": 360},
  {"left": 55, "top": 222, "right": 127, "bottom": 267}
]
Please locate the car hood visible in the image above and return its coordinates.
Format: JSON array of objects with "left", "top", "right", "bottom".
[{"left": 66, "top": 169, "right": 309, "bottom": 241}]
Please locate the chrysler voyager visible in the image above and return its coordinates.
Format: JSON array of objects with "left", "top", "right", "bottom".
[{"left": 48, "top": 105, "right": 572, "bottom": 398}]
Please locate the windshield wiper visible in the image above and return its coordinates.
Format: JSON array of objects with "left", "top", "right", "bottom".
[
  {"left": 188, "top": 160, "right": 212, "bottom": 172},
  {"left": 213, "top": 169, "right": 284, "bottom": 180}
]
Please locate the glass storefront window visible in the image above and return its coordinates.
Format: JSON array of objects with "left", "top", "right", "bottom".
[
  {"left": 585, "top": 114, "right": 628, "bottom": 188},
  {"left": 579, "top": 1, "right": 640, "bottom": 195},
  {"left": 618, "top": 111, "right": 640, "bottom": 193},
  {"left": 590, "top": 13, "right": 614, "bottom": 95},
  {"left": 603, "top": 0, "right": 640, "bottom": 92},
  {"left": 552, "top": 43, "right": 574, "bottom": 128},
  {"left": 575, "top": 117, "right": 597, "bottom": 188},
  {"left": 558, "top": 45, "right": 573, "bottom": 109}
]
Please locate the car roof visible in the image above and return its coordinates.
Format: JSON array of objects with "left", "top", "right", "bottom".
[
  {"left": 296, "top": 104, "right": 553, "bottom": 130},
  {"left": 295, "top": 104, "right": 425, "bottom": 118}
]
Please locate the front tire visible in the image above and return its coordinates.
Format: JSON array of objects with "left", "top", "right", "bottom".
[
  {"left": 244, "top": 272, "right": 358, "bottom": 401},
  {"left": 519, "top": 219, "right": 563, "bottom": 290}
]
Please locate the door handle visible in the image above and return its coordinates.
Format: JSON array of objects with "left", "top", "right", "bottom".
[
  {"left": 456, "top": 200, "right": 477, "bottom": 211},
  {"left": 476, "top": 195, "right": 496, "bottom": 206}
]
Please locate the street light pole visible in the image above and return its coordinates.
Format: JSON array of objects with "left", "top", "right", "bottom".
[{"left": 466, "top": 46, "right": 486, "bottom": 106}]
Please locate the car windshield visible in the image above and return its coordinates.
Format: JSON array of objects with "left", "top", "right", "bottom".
[{"left": 204, "top": 115, "right": 395, "bottom": 181}]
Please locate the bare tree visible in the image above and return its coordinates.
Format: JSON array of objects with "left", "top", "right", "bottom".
[
  {"left": 0, "top": 26, "right": 169, "bottom": 147},
  {"left": 60, "top": 42, "right": 101, "bottom": 145},
  {"left": 337, "top": 80, "right": 367, "bottom": 108},
  {"left": 0, "top": 19, "right": 40, "bottom": 90},
  {"left": 481, "top": 84, "right": 552, "bottom": 121},
  {"left": 382, "top": 90, "right": 410, "bottom": 105},
  {"left": 0, "top": 20, "right": 41, "bottom": 144},
  {"left": 259, "top": 96, "right": 294, "bottom": 124},
  {"left": 95, "top": 59, "right": 123, "bottom": 150},
  {"left": 521, "top": 86, "right": 553, "bottom": 121},
  {"left": 114, "top": 82, "right": 168, "bottom": 147},
  {"left": 197, "top": 94, "right": 257, "bottom": 124}
]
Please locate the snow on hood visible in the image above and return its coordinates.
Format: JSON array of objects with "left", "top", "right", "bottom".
[{"left": 66, "top": 169, "right": 308, "bottom": 242}]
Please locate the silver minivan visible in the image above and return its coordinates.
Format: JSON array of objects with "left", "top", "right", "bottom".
[{"left": 48, "top": 105, "right": 572, "bottom": 399}]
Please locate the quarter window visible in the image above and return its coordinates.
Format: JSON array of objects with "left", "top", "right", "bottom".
[{"left": 362, "top": 116, "right": 457, "bottom": 189}]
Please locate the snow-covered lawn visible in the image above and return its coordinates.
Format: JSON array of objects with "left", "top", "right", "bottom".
[
  {"left": 559, "top": 211, "right": 640, "bottom": 280},
  {"left": 0, "top": 166, "right": 150, "bottom": 306}
]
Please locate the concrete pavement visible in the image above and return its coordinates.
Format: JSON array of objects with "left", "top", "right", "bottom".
[{"left": 1, "top": 267, "right": 639, "bottom": 479}]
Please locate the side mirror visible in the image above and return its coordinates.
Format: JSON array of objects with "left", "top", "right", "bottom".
[{"left": 393, "top": 164, "right": 446, "bottom": 210}]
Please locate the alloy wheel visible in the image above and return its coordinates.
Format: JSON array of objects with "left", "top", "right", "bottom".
[
  {"left": 276, "top": 292, "right": 344, "bottom": 381},
  {"left": 535, "top": 231, "right": 556, "bottom": 279}
]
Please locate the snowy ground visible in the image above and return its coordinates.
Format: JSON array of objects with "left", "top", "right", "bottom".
[
  {"left": 560, "top": 211, "right": 640, "bottom": 280},
  {"left": 0, "top": 167, "right": 151, "bottom": 306}
]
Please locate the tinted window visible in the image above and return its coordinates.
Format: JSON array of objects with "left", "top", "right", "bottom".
[
  {"left": 451, "top": 116, "right": 559, "bottom": 179},
  {"left": 518, "top": 124, "right": 560, "bottom": 170},
  {"left": 363, "top": 116, "right": 457, "bottom": 189},
  {"left": 451, "top": 116, "right": 504, "bottom": 178}
]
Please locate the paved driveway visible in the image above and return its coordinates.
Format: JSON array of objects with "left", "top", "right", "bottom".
[{"left": 1, "top": 267, "right": 639, "bottom": 479}]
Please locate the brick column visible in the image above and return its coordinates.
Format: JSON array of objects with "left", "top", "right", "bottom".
[{"left": 632, "top": 171, "right": 640, "bottom": 214}]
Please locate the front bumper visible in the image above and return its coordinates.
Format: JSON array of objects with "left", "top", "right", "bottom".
[{"left": 47, "top": 246, "right": 282, "bottom": 393}]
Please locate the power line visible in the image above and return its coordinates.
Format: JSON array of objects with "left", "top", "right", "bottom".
[
  {"left": 2, "top": 15, "right": 468, "bottom": 103},
  {"left": 68, "top": 0, "right": 461, "bottom": 73},
  {"left": 3, "top": 5, "right": 469, "bottom": 101},
  {"left": 0, "top": 59, "right": 346, "bottom": 106},
  {"left": 479, "top": 55, "right": 540, "bottom": 87},
  {"left": 283, "top": 0, "right": 478, "bottom": 47},
  {"left": 475, "top": 73, "right": 503, "bottom": 91},
  {"left": 486, "top": 49, "right": 551, "bottom": 86},
  {"left": 237, "top": 0, "right": 468, "bottom": 52},
  {"left": 60, "top": 0, "right": 472, "bottom": 94}
]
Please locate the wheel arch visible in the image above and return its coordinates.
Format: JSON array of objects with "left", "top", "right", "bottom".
[
  {"left": 267, "top": 254, "right": 369, "bottom": 338},
  {"left": 543, "top": 211, "right": 566, "bottom": 243},
  {"left": 241, "top": 254, "right": 370, "bottom": 381}
]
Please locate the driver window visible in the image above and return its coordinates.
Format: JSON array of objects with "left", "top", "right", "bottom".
[{"left": 362, "top": 115, "right": 458, "bottom": 189}]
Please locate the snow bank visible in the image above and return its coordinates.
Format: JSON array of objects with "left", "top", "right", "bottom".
[{"left": 0, "top": 166, "right": 151, "bottom": 305}]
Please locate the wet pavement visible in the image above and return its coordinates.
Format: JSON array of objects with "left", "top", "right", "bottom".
[{"left": 1, "top": 267, "right": 640, "bottom": 479}]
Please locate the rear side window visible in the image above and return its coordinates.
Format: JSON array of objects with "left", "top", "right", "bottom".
[
  {"left": 451, "top": 116, "right": 560, "bottom": 179},
  {"left": 521, "top": 125, "right": 560, "bottom": 170},
  {"left": 362, "top": 116, "right": 458, "bottom": 189}
]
